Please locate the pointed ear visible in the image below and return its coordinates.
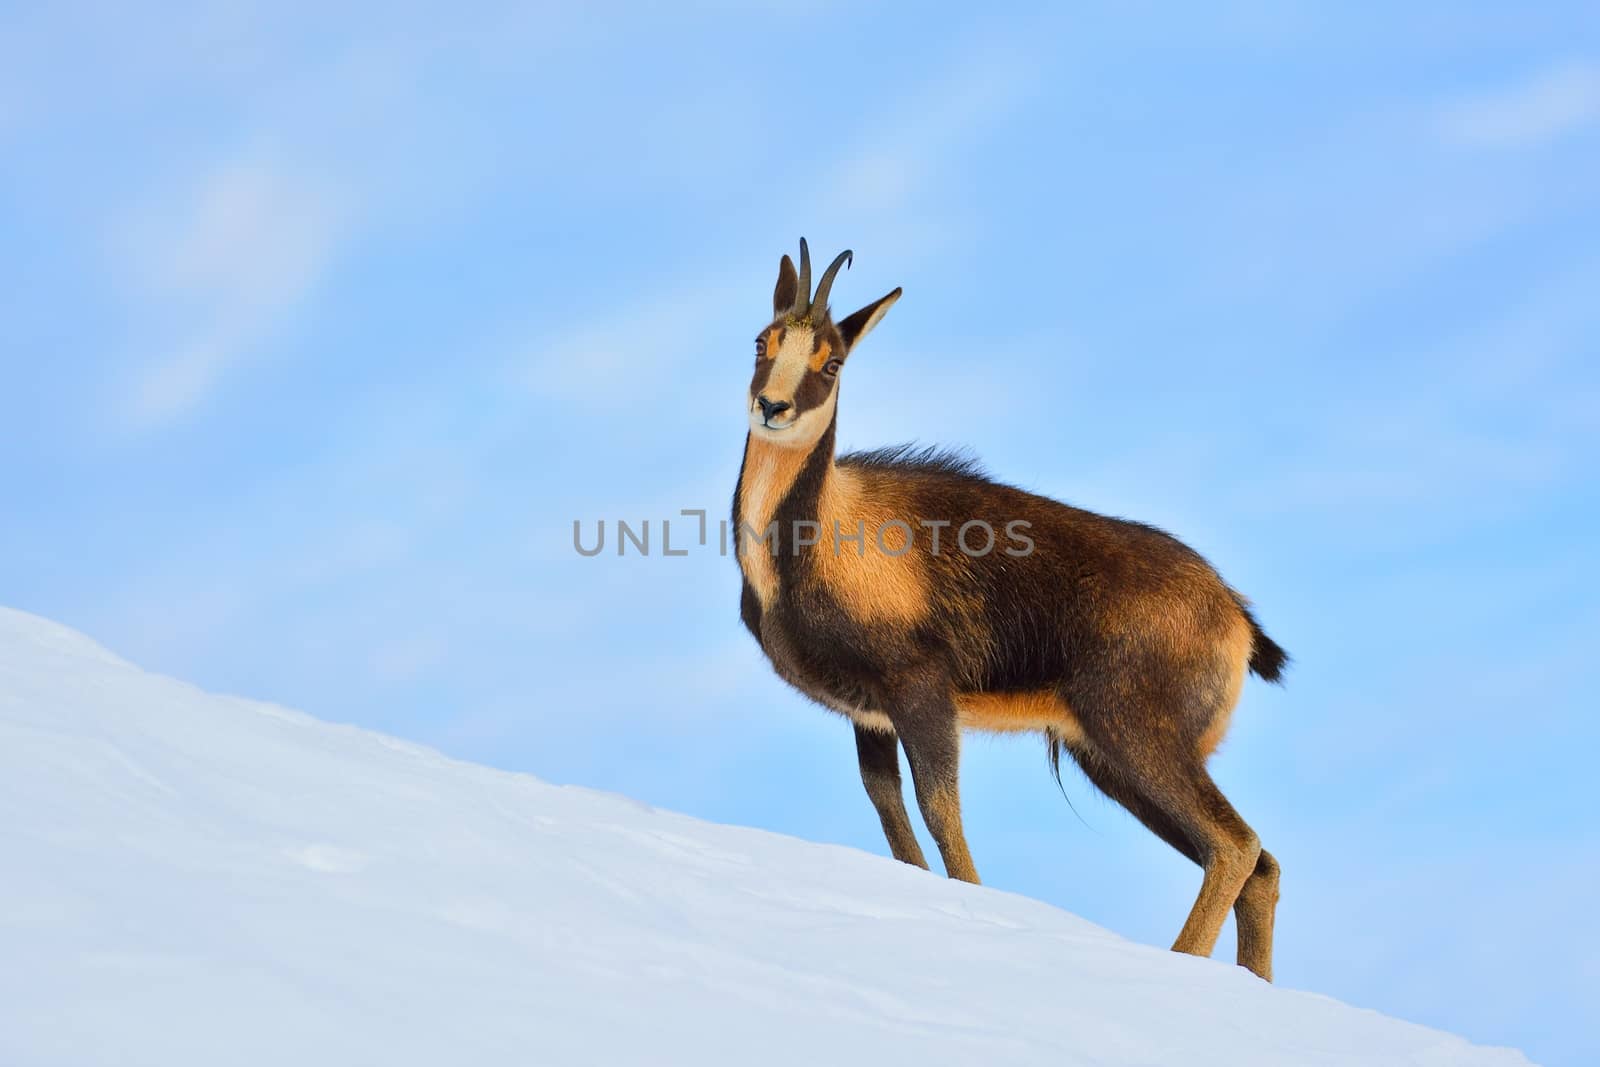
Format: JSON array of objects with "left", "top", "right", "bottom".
[
  {"left": 773, "top": 255, "right": 798, "bottom": 317},
  {"left": 836, "top": 287, "right": 902, "bottom": 353}
]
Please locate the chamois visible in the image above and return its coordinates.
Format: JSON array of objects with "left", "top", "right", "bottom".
[{"left": 732, "top": 240, "right": 1289, "bottom": 980}]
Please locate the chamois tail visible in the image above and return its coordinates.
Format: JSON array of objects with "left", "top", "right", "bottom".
[{"left": 1234, "top": 594, "right": 1289, "bottom": 684}]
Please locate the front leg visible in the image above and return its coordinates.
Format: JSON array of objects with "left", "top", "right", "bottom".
[
  {"left": 885, "top": 682, "right": 979, "bottom": 884},
  {"left": 853, "top": 723, "right": 929, "bottom": 869}
]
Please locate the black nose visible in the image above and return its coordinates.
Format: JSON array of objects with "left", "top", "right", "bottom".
[{"left": 756, "top": 395, "right": 792, "bottom": 421}]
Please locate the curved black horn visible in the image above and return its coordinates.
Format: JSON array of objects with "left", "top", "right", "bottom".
[
  {"left": 809, "top": 249, "right": 853, "bottom": 320},
  {"left": 793, "top": 238, "right": 813, "bottom": 316}
]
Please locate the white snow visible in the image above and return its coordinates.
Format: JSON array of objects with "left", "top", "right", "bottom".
[{"left": 0, "top": 606, "right": 1531, "bottom": 1066}]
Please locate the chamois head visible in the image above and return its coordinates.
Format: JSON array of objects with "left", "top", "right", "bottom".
[{"left": 747, "top": 238, "right": 902, "bottom": 446}]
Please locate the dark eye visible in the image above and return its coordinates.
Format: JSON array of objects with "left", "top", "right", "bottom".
[
  {"left": 823, "top": 358, "right": 842, "bottom": 377},
  {"left": 755, "top": 337, "right": 767, "bottom": 359}
]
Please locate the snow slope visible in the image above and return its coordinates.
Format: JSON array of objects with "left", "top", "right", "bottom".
[{"left": 0, "top": 606, "right": 1530, "bottom": 1066}]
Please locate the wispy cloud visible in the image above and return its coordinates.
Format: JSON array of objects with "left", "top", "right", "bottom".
[
  {"left": 117, "top": 155, "right": 346, "bottom": 429},
  {"left": 522, "top": 278, "right": 739, "bottom": 408},
  {"left": 1438, "top": 62, "right": 1600, "bottom": 148},
  {"left": 518, "top": 30, "right": 1043, "bottom": 422}
]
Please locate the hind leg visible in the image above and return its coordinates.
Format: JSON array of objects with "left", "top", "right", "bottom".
[
  {"left": 1072, "top": 745, "right": 1200, "bottom": 864},
  {"left": 1162, "top": 764, "right": 1260, "bottom": 960},
  {"left": 1075, "top": 726, "right": 1263, "bottom": 970},
  {"left": 1234, "top": 850, "right": 1280, "bottom": 980}
]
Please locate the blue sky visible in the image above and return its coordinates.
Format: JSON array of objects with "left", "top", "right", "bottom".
[{"left": 3, "top": 3, "right": 1597, "bottom": 1062}]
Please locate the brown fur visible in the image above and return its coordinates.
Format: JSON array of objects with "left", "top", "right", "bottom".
[
  {"left": 1198, "top": 615, "right": 1252, "bottom": 757},
  {"left": 811, "top": 466, "right": 931, "bottom": 627},
  {"left": 956, "top": 690, "right": 1085, "bottom": 743}
]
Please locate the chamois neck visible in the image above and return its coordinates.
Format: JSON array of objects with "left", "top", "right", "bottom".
[
  {"left": 742, "top": 418, "right": 837, "bottom": 485},
  {"left": 734, "top": 414, "right": 839, "bottom": 605}
]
